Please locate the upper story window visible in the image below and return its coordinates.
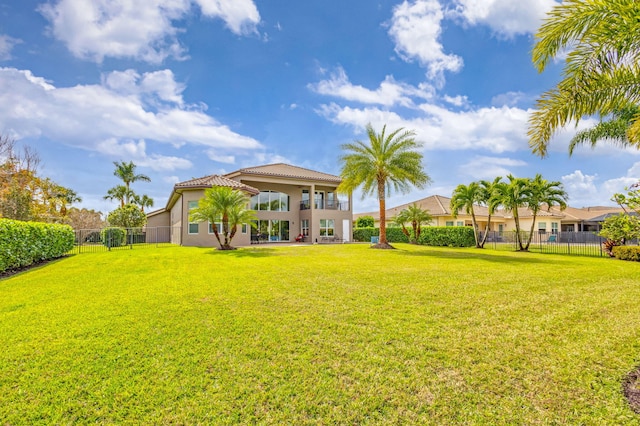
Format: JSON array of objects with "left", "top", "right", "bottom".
[{"left": 251, "top": 191, "right": 290, "bottom": 211}]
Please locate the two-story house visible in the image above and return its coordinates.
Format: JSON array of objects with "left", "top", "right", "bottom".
[{"left": 147, "top": 163, "right": 353, "bottom": 247}]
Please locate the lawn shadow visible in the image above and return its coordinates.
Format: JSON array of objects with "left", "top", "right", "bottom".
[
  {"left": 394, "top": 246, "right": 572, "bottom": 265},
  {"left": 0, "top": 255, "right": 73, "bottom": 281}
]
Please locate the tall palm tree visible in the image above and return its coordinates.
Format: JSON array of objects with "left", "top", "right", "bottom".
[
  {"left": 103, "top": 185, "right": 132, "bottom": 208},
  {"left": 112, "top": 161, "right": 150, "bottom": 204},
  {"left": 393, "top": 203, "right": 432, "bottom": 244},
  {"left": 494, "top": 175, "right": 532, "bottom": 251},
  {"left": 189, "top": 186, "right": 257, "bottom": 250},
  {"left": 568, "top": 106, "right": 640, "bottom": 155},
  {"left": 450, "top": 182, "right": 483, "bottom": 248},
  {"left": 528, "top": 0, "right": 640, "bottom": 157},
  {"left": 338, "top": 123, "right": 430, "bottom": 248},
  {"left": 523, "top": 174, "right": 568, "bottom": 250},
  {"left": 478, "top": 177, "right": 503, "bottom": 248}
]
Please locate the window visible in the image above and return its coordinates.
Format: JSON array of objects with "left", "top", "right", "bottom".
[
  {"left": 301, "top": 190, "right": 310, "bottom": 209},
  {"left": 538, "top": 222, "right": 547, "bottom": 234},
  {"left": 446, "top": 221, "right": 454, "bottom": 227},
  {"left": 320, "top": 219, "right": 335, "bottom": 236},
  {"left": 326, "top": 191, "right": 336, "bottom": 209},
  {"left": 242, "top": 223, "right": 248, "bottom": 234},
  {"left": 188, "top": 201, "right": 199, "bottom": 234},
  {"left": 551, "top": 222, "right": 558, "bottom": 234},
  {"left": 301, "top": 219, "right": 309, "bottom": 237},
  {"left": 208, "top": 221, "right": 222, "bottom": 234},
  {"left": 251, "top": 191, "right": 290, "bottom": 211},
  {"left": 457, "top": 221, "right": 464, "bottom": 227}
]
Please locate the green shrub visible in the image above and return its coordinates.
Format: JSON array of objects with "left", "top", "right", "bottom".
[
  {"left": 0, "top": 219, "right": 74, "bottom": 273},
  {"left": 101, "top": 227, "right": 126, "bottom": 248},
  {"left": 353, "top": 227, "right": 378, "bottom": 242},
  {"left": 385, "top": 227, "right": 410, "bottom": 243},
  {"left": 418, "top": 226, "right": 475, "bottom": 247},
  {"left": 355, "top": 216, "right": 375, "bottom": 228},
  {"left": 612, "top": 245, "right": 640, "bottom": 262}
]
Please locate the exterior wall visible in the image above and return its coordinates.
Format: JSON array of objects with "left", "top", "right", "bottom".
[{"left": 145, "top": 210, "right": 170, "bottom": 243}]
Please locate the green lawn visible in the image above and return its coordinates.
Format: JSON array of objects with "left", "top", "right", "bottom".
[{"left": 2, "top": 243, "right": 640, "bottom": 424}]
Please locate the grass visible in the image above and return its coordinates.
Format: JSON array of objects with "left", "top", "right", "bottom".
[{"left": 1, "top": 243, "right": 640, "bottom": 424}]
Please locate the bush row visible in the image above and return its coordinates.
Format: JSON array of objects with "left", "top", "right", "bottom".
[
  {"left": 0, "top": 219, "right": 75, "bottom": 273},
  {"left": 353, "top": 226, "right": 475, "bottom": 247},
  {"left": 612, "top": 245, "right": 640, "bottom": 262}
]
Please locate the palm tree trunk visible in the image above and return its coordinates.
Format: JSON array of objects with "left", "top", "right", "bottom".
[
  {"left": 525, "top": 213, "right": 537, "bottom": 250},
  {"left": 479, "top": 214, "right": 492, "bottom": 248},
  {"left": 471, "top": 212, "right": 479, "bottom": 248},
  {"left": 513, "top": 210, "right": 524, "bottom": 250},
  {"left": 378, "top": 180, "right": 387, "bottom": 245}
]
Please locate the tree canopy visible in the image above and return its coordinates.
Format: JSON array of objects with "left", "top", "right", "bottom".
[{"left": 528, "top": 0, "right": 640, "bottom": 156}]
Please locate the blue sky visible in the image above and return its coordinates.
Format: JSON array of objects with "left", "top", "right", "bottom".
[{"left": 1, "top": 0, "right": 638, "bottom": 215}]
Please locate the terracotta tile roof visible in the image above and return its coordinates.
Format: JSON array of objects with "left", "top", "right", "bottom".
[
  {"left": 548, "top": 205, "right": 624, "bottom": 221},
  {"left": 354, "top": 195, "right": 496, "bottom": 220},
  {"left": 174, "top": 174, "right": 259, "bottom": 195},
  {"left": 227, "top": 163, "right": 342, "bottom": 184}
]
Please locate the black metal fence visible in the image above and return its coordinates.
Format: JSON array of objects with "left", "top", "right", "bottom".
[
  {"left": 72, "top": 226, "right": 178, "bottom": 253},
  {"left": 482, "top": 231, "right": 639, "bottom": 257}
]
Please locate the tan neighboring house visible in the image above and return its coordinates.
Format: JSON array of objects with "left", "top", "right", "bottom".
[
  {"left": 354, "top": 194, "right": 624, "bottom": 238},
  {"left": 147, "top": 163, "right": 352, "bottom": 247}
]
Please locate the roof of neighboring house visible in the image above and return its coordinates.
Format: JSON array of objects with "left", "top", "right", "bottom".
[
  {"left": 354, "top": 194, "right": 626, "bottom": 222},
  {"left": 225, "top": 163, "right": 342, "bottom": 184},
  {"left": 354, "top": 195, "right": 494, "bottom": 221},
  {"left": 174, "top": 174, "right": 260, "bottom": 195},
  {"left": 548, "top": 205, "right": 624, "bottom": 221}
]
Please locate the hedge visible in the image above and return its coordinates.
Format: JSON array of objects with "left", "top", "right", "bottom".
[
  {"left": 418, "top": 226, "right": 475, "bottom": 247},
  {"left": 0, "top": 219, "right": 75, "bottom": 273},
  {"left": 612, "top": 245, "right": 640, "bottom": 262},
  {"left": 353, "top": 226, "right": 474, "bottom": 247}
]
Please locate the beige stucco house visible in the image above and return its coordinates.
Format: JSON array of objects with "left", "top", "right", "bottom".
[
  {"left": 147, "top": 163, "right": 352, "bottom": 247},
  {"left": 354, "top": 194, "right": 624, "bottom": 239}
]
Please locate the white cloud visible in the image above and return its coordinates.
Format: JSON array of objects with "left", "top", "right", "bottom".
[
  {"left": 39, "top": 0, "right": 260, "bottom": 63},
  {"left": 0, "top": 35, "right": 21, "bottom": 61},
  {"left": 602, "top": 162, "right": 640, "bottom": 197},
  {"left": 96, "top": 138, "right": 193, "bottom": 171},
  {"left": 163, "top": 175, "right": 181, "bottom": 184},
  {"left": 0, "top": 67, "right": 262, "bottom": 163},
  {"left": 388, "top": 0, "right": 463, "bottom": 83},
  {"left": 194, "top": 0, "right": 260, "bottom": 35},
  {"left": 318, "top": 102, "right": 530, "bottom": 153},
  {"left": 442, "top": 94, "right": 469, "bottom": 107},
  {"left": 491, "top": 91, "right": 531, "bottom": 107},
  {"left": 308, "top": 66, "right": 434, "bottom": 107},
  {"left": 459, "top": 155, "right": 527, "bottom": 180},
  {"left": 450, "top": 0, "right": 558, "bottom": 37},
  {"left": 206, "top": 150, "right": 236, "bottom": 164},
  {"left": 561, "top": 170, "right": 600, "bottom": 206}
]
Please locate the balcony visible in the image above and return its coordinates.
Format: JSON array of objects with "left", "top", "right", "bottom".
[{"left": 300, "top": 200, "right": 350, "bottom": 211}]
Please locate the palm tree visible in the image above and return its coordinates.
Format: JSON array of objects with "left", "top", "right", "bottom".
[
  {"left": 477, "top": 177, "right": 503, "bottom": 248},
  {"left": 393, "top": 203, "right": 432, "bottom": 244},
  {"left": 528, "top": 0, "right": 640, "bottom": 157},
  {"left": 568, "top": 106, "right": 640, "bottom": 155},
  {"left": 522, "top": 174, "right": 568, "bottom": 250},
  {"left": 103, "top": 185, "right": 132, "bottom": 208},
  {"left": 338, "top": 123, "right": 430, "bottom": 248},
  {"left": 450, "top": 182, "right": 483, "bottom": 248},
  {"left": 189, "top": 186, "right": 257, "bottom": 250},
  {"left": 112, "top": 161, "right": 150, "bottom": 204},
  {"left": 133, "top": 194, "right": 154, "bottom": 212},
  {"left": 494, "top": 175, "right": 532, "bottom": 251}
]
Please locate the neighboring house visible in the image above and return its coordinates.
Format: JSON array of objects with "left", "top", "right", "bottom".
[
  {"left": 354, "top": 195, "right": 508, "bottom": 232},
  {"left": 354, "top": 194, "right": 625, "bottom": 238},
  {"left": 147, "top": 163, "right": 352, "bottom": 247}
]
